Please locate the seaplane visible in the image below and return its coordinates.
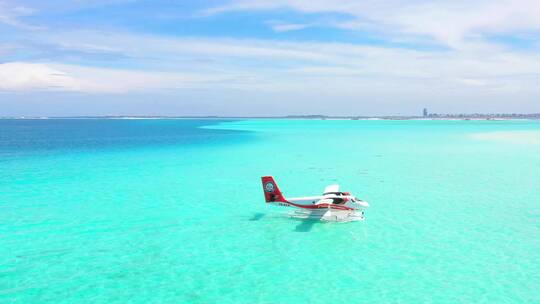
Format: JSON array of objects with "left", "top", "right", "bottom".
[{"left": 261, "top": 176, "right": 369, "bottom": 221}]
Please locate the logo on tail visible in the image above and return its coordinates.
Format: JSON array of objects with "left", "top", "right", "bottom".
[
  {"left": 264, "top": 182, "right": 275, "bottom": 193},
  {"left": 261, "top": 176, "right": 287, "bottom": 203}
]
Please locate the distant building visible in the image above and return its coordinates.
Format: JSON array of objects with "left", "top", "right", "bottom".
[{"left": 423, "top": 108, "right": 428, "bottom": 117}]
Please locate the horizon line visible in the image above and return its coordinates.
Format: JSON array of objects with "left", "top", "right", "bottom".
[{"left": 2, "top": 113, "right": 540, "bottom": 120}]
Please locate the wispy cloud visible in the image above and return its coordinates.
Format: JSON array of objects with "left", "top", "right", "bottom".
[
  {"left": 3, "top": 30, "right": 540, "bottom": 95},
  {"left": 0, "top": 62, "right": 80, "bottom": 91},
  {"left": 0, "top": 1, "right": 42, "bottom": 29},
  {"left": 1, "top": 1, "right": 539, "bottom": 115},
  {"left": 0, "top": 62, "right": 234, "bottom": 93},
  {"left": 203, "top": 0, "right": 540, "bottom": 49},
  {"left": 267, "top": 21, "right": 311, "bottom": 32}
]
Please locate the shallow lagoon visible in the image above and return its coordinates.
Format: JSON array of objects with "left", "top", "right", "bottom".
[{"left": 1, "top": 119, "right": 539, "bottom": 303}]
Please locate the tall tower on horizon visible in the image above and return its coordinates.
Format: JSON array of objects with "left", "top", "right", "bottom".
[{"left": 423, "top": 108, "right": 428, "bottom": 117}]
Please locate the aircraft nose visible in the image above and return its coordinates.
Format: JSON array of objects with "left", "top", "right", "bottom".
[{"left": 358, "top": 200, "right": 370, "bottom": 208}]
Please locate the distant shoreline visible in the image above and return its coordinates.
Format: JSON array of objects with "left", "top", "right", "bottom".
[{"left": 1, "top": 115, "right": 539, "bottom": 120}]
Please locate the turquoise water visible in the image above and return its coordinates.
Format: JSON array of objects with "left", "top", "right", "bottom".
[{"left": 1, "top": 119, "right": 539, "bottom": 303}]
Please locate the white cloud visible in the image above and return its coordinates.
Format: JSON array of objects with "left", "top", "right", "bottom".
[
  {"left": 0, "top": 62, "right": 82, "bottom": 91},
  {"left": 5, "top": 31, "right": 540, "bottom": 94},
  {"left": 268, "top": 22, "right": 311, "bottom": 32},
  {"left": 2, "top": 29, "right": 540, "bottom": 113},
  {"left": 1, "top": 1, "right": 538, "bottom": 115},
  {"left": 204, "top": 0, "right": 540, "bottom": 48},
  {"left": 0, "top": 1, "right": 42, "bottom": 29},
  {"left": 0, "top": 62, "right": 232, "bottom": 93}
]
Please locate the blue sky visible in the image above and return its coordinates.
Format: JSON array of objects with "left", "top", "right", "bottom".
[{"left": 1, "top": 0, "right": 539, "bottom": 116}]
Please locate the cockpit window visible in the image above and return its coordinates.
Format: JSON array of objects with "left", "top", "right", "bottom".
[
  {"left": 324, "top": 192, "right": 345, "bottom": 196},
  {"left": 332, "top": 198, "right": 345, "bottom": 205}
]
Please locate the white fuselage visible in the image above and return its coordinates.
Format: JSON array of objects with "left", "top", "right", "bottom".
[{"left": 271, "top": 193, "right": 369, "bottom": 211}]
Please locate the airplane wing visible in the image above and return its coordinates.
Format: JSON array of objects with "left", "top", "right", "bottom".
[
  {"left": 315, "top": 198, "right": 334, "bottom": 205},
  {"left": 323, "top": 184, "right": 340, "bottom": 194}
]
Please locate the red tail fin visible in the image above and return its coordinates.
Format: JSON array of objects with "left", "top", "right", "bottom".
[{"left": 261, "top": 176, "right": 287, "bottom": 203}]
